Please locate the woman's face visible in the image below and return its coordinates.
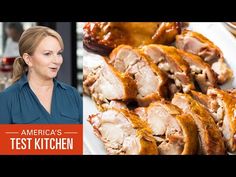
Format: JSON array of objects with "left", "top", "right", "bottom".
[{"left": 28, "top": 36, "right": 63, "bottom": 80}]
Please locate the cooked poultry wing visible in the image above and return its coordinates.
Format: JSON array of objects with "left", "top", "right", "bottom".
[
  {"left": 88, "top": 108, "right": 158, "bottom": 155},
  {"left": 135, "top": 101, "right": 198, "bottom": 155},
  {"left": 84, "top": 58, "right": 137, "bottom": 110},
  {"left": 177, "top": 49, "right": 217, "bottom": 93},
  {"left": 176, "top": 30, "right": 233, "bottom": 84},
  {"left": 141, "top": 44, "right": 195, "bottom": 95},
  {"left": 109, "top": 45, "right": 167, "bottom": 106},
  {"left": 83, "top": 22, "right": 182, "bottom": 56},
  {"left": 172, "top": 93, "right": 225, "bottom": 154}
]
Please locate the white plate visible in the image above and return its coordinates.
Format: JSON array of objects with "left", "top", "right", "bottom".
[{"left": 83, "top": 22, "right": 236, "bottom": 155}]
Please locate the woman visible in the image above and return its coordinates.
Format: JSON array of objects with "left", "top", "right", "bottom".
[{"left": 0, "top": 26, "right": 82, "bottom": 124}]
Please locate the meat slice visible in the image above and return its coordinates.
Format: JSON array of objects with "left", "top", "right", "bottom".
[
  {"left": 88, "top": 108, "right": 158, "bottom": 155},
  {"left": 211, "top": 59, "right": 233, "bottom": 84},
  {"left": 172, "top": 93, "right": 225, "bottom": 155},
  {"left": 151, "top": 22, "right": 181, "bottom": 44},
  {"left": 83, "top": 22, "right": 182, "bottom": 56},
  {"left": 83, "top": 63, "right": 102, "bottom": 96},
  {"left": 206, "top": 88, "right": 236, "bottom": 153},
  {"left": 176, "top": 30, "right": 233, "bottom": 84},
  {"left": 135, "top": 101, "right": 198, "bottom": 155},
  {"left": 85, "top": 58, "right": 137, "bottom": 110},
  {"left": 190, "top": 90, "right": 219, "bottom": 122},
  {"left": 109, "top": 45, "right": 167, "bottom": 106},
  {"left": 177, "top": 49, "right": 217, "bottom": 93},
  {"left": 141, "top": 44, "right": 195, "bottom": 95}
]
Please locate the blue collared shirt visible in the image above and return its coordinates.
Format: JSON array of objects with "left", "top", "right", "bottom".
[{"left": 0, "top": 75, "right": 82, "bottom": 124}]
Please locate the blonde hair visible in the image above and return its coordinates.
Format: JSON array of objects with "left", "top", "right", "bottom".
[{"left": 12, "top": 26, "right": 64, "bottom": 83}]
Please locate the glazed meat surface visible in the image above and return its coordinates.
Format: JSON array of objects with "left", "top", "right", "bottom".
[
  {"left": 176, "top": 30, "right": 232, "bottom": 84},
  {"left": 84, "top": 58, "right": 137, "bottom": 110},
  {"left": 177, "top": 49, "right": 217, "bottom": 93},
  {"left": 141, "top": 44, "right": 195, "bottom": 95},
  {"left": 109, "top": 45, "right": 167, "bottom": 106},
  {"left": 83, "top": 22, "right": 182, "bottom": 56},
  {"left": 172, "top": 93, "right": 225, "bottom": 154},
  {"left": 135, "top": 101, "right": 198, "bottom": 155}
]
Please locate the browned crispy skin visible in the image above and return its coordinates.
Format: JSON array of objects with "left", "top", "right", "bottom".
[
  {"left": 83, "top": 22, "right": 123, "bottom": 56},
  {"left": 176, "top": 114, "right": 198, "bottom": 154},
  {"left": 83, "top": 22, "right": 182, "bottom": 56},
  {"left": 190, "top": 90, "right": 219, "bottom": 114},
  {"left": 172, "top": 93, "right": 225, "bottom": 155},
  {"left": 176, "top": 29, "right": 233, "bottom": 84},
  {"left": 119, "top": 108, "right": 159, "bottom": 155},
  {"left": 109, "top": 45, "right": 167, "bottom": 106},
  {"left": 141, "top": 44, "right": 195, "bottom": 95},
  {"left": 176, "top": 30, "right": 223, "bottom": 63},
  {"left": 190, "top": 89, "right": 236, "bottom": 153},
  {"left": 207, "top": 88, "right": 236, "bottom": 152},
  {"left": 86, "top": 57, "right": 137, "bottom": 110},
  {"left": 135, "top": 101, "right": 198, "bottom": 155},
  {"left": 88, "top": 108, "right": 158, "bottom": 155},
  {"left": 177, "top": 49, "right": 217, "bottom": 93},
  {"left": 152, "top": 22, "right": 181, "bottom": 44}
]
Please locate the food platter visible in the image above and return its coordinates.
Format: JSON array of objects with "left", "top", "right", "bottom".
[{"left": 83, "top": 22, "right": 236, "bottom": 155}]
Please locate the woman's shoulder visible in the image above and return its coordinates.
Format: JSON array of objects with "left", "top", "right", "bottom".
[
  {"left": 0, "top": 82, "right": 20, "bottom": 96},
  {"left": 0, "top": 83, "right": 20, "bottom": 106}
]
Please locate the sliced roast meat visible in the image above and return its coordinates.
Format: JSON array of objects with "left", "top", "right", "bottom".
[
  {"left": 206, "top": 88, "right": 236, "bottom": 153},
  {"left": 190, "top": 89, "right": 236, "bottom": 153},
  {"left": 177, "top": 49, "right": 217, "bottom": 93},
  {"left": 172, "top": 93, "right": 225, "bottom": 155},
  {"left": 141, "top": 44, "right": 195, "bottom": 95},
  {"left": 88, "top": 108, "right": 158, "bottom": 155},
  {"left": 190, "top": 90, "right": 219, "bottom": 121},
  {"left": 83, "top": 63, "right": 103, "bottom": 96},
  {"left": 135, "top": 101, "right": 198, "bottom": 155},
  {"left": 211, "top": 58, "right": 233, "bottom": 84},
  {"left": 151, "top": 22, "right": 181, "bottom": 44},
  {"left": 87, "top": 58, "right": 137, "bottom": 110},
  {"left": 176, "top": 29, "right": 232, "bottom": 84},
  {"left": 109, "top": 45, "right": 167, "bottom": 106}
]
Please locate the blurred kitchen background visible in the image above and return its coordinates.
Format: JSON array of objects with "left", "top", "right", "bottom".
[{"left": 0, "top": 22, "right": 83, "bottom": 95}]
